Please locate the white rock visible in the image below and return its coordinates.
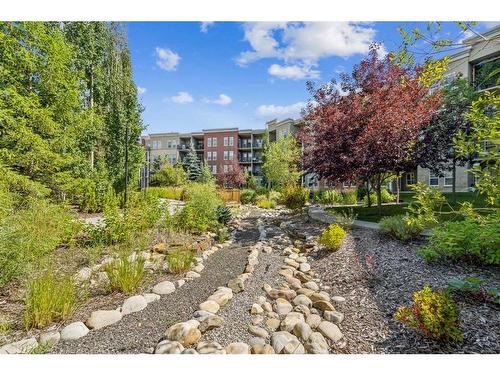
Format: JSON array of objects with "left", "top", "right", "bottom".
[
  {"left": 196, "top": 341, "right": 225, "bottom": 354},
  {"left": 226, "top": 342, "right": 250, "bottom": 354},
  {"left": 324, "top": 310, "right": 344, "bottom": 324},
  {"left": 275, "top": 298, "right": 293, "bottom": 315},
  {"left": 185, "top": 271, "right": 201, "bottom": 279},
  {"left": 155, "top": 340, "right": 184, "bottom": 354},
  {"left": 177, "top": 279, "right": 185, "bottom": 287},
  {"left": 293, "top": 322, "right": 313, "bottom": 341},
  {"left": 332, "top": 296, "right": 346, "bottom": 303},
  {"left": 271, "top": 331, "right": 301, "bottom": 354},
  {"left": 0, "top": 337, "right": 38, "bottom": 354},
  {"left": 153, "top": 280, "right": 175, "bottom": 295},
  {"left": 250, "top": 303, "right": 264, "bottom": 314},
  {"left": 306, "top": 314, "right": 322, "bottom": 329},
  {"left": 192, "top": 264, "right": 204, "bottom": 273},
  {"left": 86, "top": 310, "right": 122, "bottom": 330},
  {"left": 165, "top": 320, "right": 201, "bottom": 346},
  {"left": 199, "top": 300, "right": 220, "bottom": 314},
  {"left": 193, "top": 310, "right": 214, "bottom": 322},
  {"left": 248, "top": 325, "right": 269, "bottom": 339},
  {"left": 39, "top": 330, "right": 60, "bottom": 347},
  {"left": 122, "top": 295, "right": 148, "bottom": 315},
  {"left": 304, "top": 332, "right": 329, "bottom": 354},
  {"left": 60, "top": 322, "right": 89, "bottom": 341},
  {"left": 303, "top": 281, "right": 319, "bottom": 291},
  {"left": 75, "top": 267, "right": 92, "bottom": 283},
  {"left": 248, "top": 337, "right": 266, "bottom": 347},
  {"left": 317, "top": 321, "right": 343, "bottom": 342},
  {"left": 280, "top": 312, "right": 305, "bottom": 332},
  {"left": 293, "top": 294, "right": 313, "bottom": 308},
  {"left": 144, "top": 293, "right": 161, "bottom": 303},
  {"left": 299, "top": 263, "right": 311, "bottom": 273}
]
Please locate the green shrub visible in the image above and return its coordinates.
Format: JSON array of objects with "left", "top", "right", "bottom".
[
  {"left": 0, "top": 200, "right": 79, "bottom": 287},
  {"left": 216, "top": 205, "right": 232, "bottom": 225},
  {"left": 175, "top": 182, "right": 222, "bottom": 233},
  {"left": 147, "top": 186, "right": 184, "bottom": 200},
  {"left": 320, "top": 189, "right": 342, "bottom": 204},
  {"left": 241, "top": 189, "right": 257, "bottom": 204},
  {"left": 379, "top": 215, "right": 423, "bottom": 242},
  {"left": 341, "top": 189, "right": 358, "bottom": 205},
  {"left": 394, "top": 285, "right": 463, "bottom": 341},
  {"left": 334, "top": 208, "right": 357, "bottom": 229},
  {"left": 151, "top": 162, "right": 187, "bottom": 187},
  {"left": 281, "top": 184, "right": 309, "bottom": 210},
  {"left": 255, "top": 186, "right": 270, "bottom": 196},
  {"left": 418, "top": 215, "right": 500, "bottom": 264},
  {"left": 406, "top": 182, "right": 445, "bottom": 228},
  {"left": 255, "top": 194, "right": 276, "bottom": 208},
  {"left": 215, "top": 226, "right": 229, "bottom": 243},
  {"left": 166, "top": 248, "right": 194, "bottom": 273},
  {"left": 363, "top": 187, "right": 395, "bottom": 205},
  {"left": 448, "top": 277, "right": 500, "bottom": 305},
  {"left": 24, "top": 271, "right": 77, "bottom": 329},
  {"left": 104, "top": 256, "right": 145, "bottom": 295},
  {"left": 268, "top": 190, "right": 282, "bottom": 203},
  {"left": 319, "top": 224, "right": 346, "bottom": 251}
]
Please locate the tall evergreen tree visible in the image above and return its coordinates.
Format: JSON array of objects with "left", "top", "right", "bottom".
[{"left": 183, "top": 147, "right": 201, "bottom": 181}]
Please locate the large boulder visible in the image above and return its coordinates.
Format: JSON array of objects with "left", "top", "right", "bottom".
[
  {"left": 280, "top": 312, "right": 305, "bottom": 332},
  {"left": 304, "top": 332, "right": 329, "bottom": 354}
]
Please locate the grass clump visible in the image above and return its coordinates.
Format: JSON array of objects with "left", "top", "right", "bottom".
[
  {"left": 395, "top": 285, "right": 463, "bottom": 341},
  {"left": 103, "top": 256, "right": 145, "bottom": 295},
  {"left": 24, "top": 271, "right": 77, "bottom": 329},
  {"left": 166, "top": 248, "right": 194, "bottom": 273},
  {"left": 256, "top": 194, "right": 276, "bottom": 209},
  {"left": 318, "top": 224, "right": 346, "bottom": 251},
  {"left": 281, "top": 184, "right": 309, "bottom": 210},
  {"left": 379, "top": 215, "right": 423, "bottom": 242}
]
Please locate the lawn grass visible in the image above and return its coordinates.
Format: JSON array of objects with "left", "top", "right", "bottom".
[{"left": 328, "top": 192, "right": 493, "bottom": 223}]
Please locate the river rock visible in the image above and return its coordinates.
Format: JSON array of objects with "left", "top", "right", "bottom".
[
  {"left": 280, "top": 312, "right": 305, "bottom": 332},
  {"left": 199, "top": 315, "right": 224, "bottom": 333},
  {"left": 312, "top": 300, "right": 335, "bottom": 311},
  {"left": 317, "top": 321, "right": 343, "bottom": 342},
  {"left": 271, "top": 331, "right": 302, "bottom": 354},
  {"left": 266, "top": 318, "right": 281, "bottom": 331},
  {"left": 251, "top": 344, "right": 275, "bottom": 354},
  {"left": 293, "top": 294, "right": 313, "bottom": 308},
  {"left": 251, "top": 303, "right": 264, "bottom": 314},
  {"left": 303, "top": 281, "right": 319, "bottom": 291},
  {"left": 144, "top": 293, "right": 161, "bottom": 303},
  {"left": 324, "top": 310, "right": 344, "bottom": 324},
  {"left": 248, "top": 325, "right": 269, "bottom": 339},
  {"left": 60, "top": 322, "right": 89, "bottom": 341},
  {"left": 299, "top": 263, "right": 311, "bottom": 273},
  {"left": 155, "top": 340, "right": 184, "bottom": 354},
  {"left": 293, "top": 322, "right": 312, "bottom": 341},
  {"left": 0, "top": 337, "right": 38, "bottom": 354},
  {"left": 304, "top": 332, "right": 329, "bottom": 354},
  {"left": 275, "top": 298, "right": 293, "bottom": 315},
  {"left": 165, "top": 320, "right": 201, "bottom": 346},
  {"left": 122, "top": 295, "right": 148, "bottom": 315},
  {"left": 199, "top": 300, "right": 220, "bottom": 314},
  {"left": 86, "top": 310, "right": 122, "bottom": 330},
  {"left": 226, "top": 342, "right": 250, "bottom": 354},
  {"left": 39, "top": 330, "right": 60, "bottom": 347},
  {"left": 153, "top": 281, "right": 175, "bottom": 295},
  {"left": 306, "top": 314, "right": 322, "bottom": 329},
  {"left": 185, "top": 271, "right": 201, "bottom": 279},
  {"left": 196, "top": 341, "right": 225, "bottom": 354}
]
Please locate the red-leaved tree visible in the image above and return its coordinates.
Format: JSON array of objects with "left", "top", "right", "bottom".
[
  {"left": 217, "top": 162, "right": 245, "bottom": 189},
  {"left": 301, "top": 44, "right": 441, "bottom": 211}
]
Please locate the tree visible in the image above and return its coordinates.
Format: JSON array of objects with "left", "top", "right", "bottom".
[
  {"left": 217, "top": 163, "right": 245, "bottom": 188},
  {"left": 151, "top": 161, "right": 186, "bottom": 187},
  {"left": 262, "top": 135, "right": 301, "bottom": 188},
  {"left": 416, "top": 77, "right": 478, "bottom": 201},
  {"left": 301, "top": 45, "right": 440, "bottom": 213},
  {"left": 198, "top": 162, "right": 215, "bottom": 184},
  {"left": 183, "top": 147, "right": 201, "bottom": 181}
]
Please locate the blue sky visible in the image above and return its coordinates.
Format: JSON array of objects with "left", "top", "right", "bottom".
[{"left": 127, "top": 21, "right": 498, "bottom": 134}]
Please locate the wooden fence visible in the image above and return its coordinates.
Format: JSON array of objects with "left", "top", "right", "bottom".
[{"left": 219, "top": 189, "right": 241, "bottom": 203}]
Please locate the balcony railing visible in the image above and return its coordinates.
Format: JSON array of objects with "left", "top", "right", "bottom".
[{"left": 177, "top": 144, "right": 204, "bottom": 150}]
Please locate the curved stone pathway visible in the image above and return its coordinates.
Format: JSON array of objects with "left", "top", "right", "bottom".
[{"left": 50, "top": 209, "right": 261, "bottom": 354}]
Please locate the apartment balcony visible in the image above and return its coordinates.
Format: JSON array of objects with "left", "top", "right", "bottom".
[
  {"left": 177, "top": 143, "right": 204, "bottom": 151},
  {"left": 238, "top": 140, "right": 264, "bottom": 149}
]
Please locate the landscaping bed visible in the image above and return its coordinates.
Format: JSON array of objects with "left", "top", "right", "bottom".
[{"left": 298, "top": 216, "right": 500, "bottom": 353}]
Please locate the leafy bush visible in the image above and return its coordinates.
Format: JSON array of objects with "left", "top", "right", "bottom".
[
  {"left": 281, "top": 184, "right": 309, "bottom": 210},
  {"left": 319, "top": 224, "right": 346, "bottom": 251},
  {"left": 216, "top": 205, "right": 232, "bottom": 225},
  {"left": 0, "top": 200, "right": 79, "bottom": 287},
  {"left": 341, "top": 189, "right": 358, "bottom": 205},
  {"left": 175, "top": 182, "right": 222, "bottom": 233},
  {"left": 316, "top": 189, "right": 357, "bottom": 205},
  {"left": 24, "top": 271, "right": 77, "bottom": 329},
  {"left": 363, "top": 187, "right": 395, "bottom": 205},
  {"left": 147, "top": 186, "right": 184, "bottom": 200},
  {"left": 104, "top": 255, "right": 145, "bottom": 295},
  {"left": 418, "top": 214, "right": 500, "bottom": 265},
  {"left": 334, "top": 208, "right": 357, "bottom": 229},
  {"left": 256, "top": 194, "right": 276, "bottom": 209},
  {"left": 268, "top": 190, "right": 282, "bottom": 203},
  {"left": 406, "top": 182, "right": 445, "bottom": 228},
  {"left": 166, "top": 248, "right": 194, "bottom": 273},
  {"left": 394, "top": 285, "right": 463, "bottom": 341},
  {"left": 379, "top": 215, "right": 423, "bottom": 242},
  {"left": 151, "top": 162, "right": 187, "bottom": 187},
  {"left": 215, "top": 226, "right": 229, "bottom": 243},
  {"left": 241, "top": 189, "right": 256, "bottom": 204}
]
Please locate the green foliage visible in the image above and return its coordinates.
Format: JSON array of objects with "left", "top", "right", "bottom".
[
  {"left": 103, "top": 255, "right": 145, "bottom": 295},
  {"left": 341, "top": 189, "right": 358, "bottom": 205},
  {"left": 281, "top": 184, "right": 309, "bottom": 210},
  {"left": 198, "top": 162, "right": 215, "bottom": 184},
  {"left": 406, "top": 182, "right": 446, "bottom": 228},
  {"left": 216, "top": 205, "right": 232, "bottom": 225},
  {"left": 151, "top": 162, "right": 187, "bottom": 187},
  {"left": 363, "top": 187, "right": 395, "bottom": 206},
  {"left": 268, "top": 190, "right": 282, "bottom": 203},
  {"left": 256, "top": 194, "right": 276, "bottom": 209},
  {"left": 448, "top": 276, "right": 500, "bottom": 305},
  {"left": 215, "top": 225, "right": 229, "bottom": 243},
  {"left": 0, "top": 199, "right": 79, "bottom": 287},
  {"left": 317, "top": 189, "right": 358, "bottom": 205},
  {"left": 454, "top": 91, "right": 500, "bottom": 206},
  {"left": 241, "top": 189, "right": 257, "bottom": 204},
  {"left": 175, "top": 182, "right": 221, "bottom": 233},
  {"left": 379, "top": 215, "right": 423, "bottom": 242},
  {"left": 395, "top": 285, "right": 463, "bottom": 341},
  {"left": 419, "top": 214, "right": 500, "bottom": 265},
  {"left": 262, "top": 135, "right": 301, "bottom": 188},
  {"left": 334, "top": 208, "right": 357, "bottom": 229},
  {"left": 183, "top": 147, "right": 202, "bottom": 181},
  {"left": 146, "top": 186, "right": 184, "bottom": 200},
  {"left": 24, "top": 271, "right": 77, "bottom": 329},
  {"left": 319, "top": 224, "right": 346, "bottom": 251},
  {"left": 166, "top": 248, "right": 194, "bottom": 273}
]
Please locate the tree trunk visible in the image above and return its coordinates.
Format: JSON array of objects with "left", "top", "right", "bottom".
[
  {"left": 452, "top": 156, "right": 457, "bottom": 204},
  {"left": 366, "top": 178, "right": 371, "bottom": 207},
  {"left": 89, "top": 67, "right": 95, "bottom": 169},
  {"left": 396, "top": 172, "right": 401, "bottom": 204},
  {"left": 376, "top": 176, "right": 382, "bottom": 217}
]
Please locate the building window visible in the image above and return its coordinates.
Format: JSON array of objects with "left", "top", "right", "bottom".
[
  {"left": 207, "top": 152, "right": 212, "bottom": 161},
  {"left": 172, "top": 140, "right": 176, "bottom": 148},
  {"left": 212, "top": 151, "right": 217, "bottom": 161},
  {"left": 152, "top": 140, "right": 161, "bottom": 149},
  {"left": 223, "top": 164, "right": 228, "bottom": 173},
  {"left": 207, "top": 138, "right": 212, "bottom": 148},
  {"left": 429, "top": 172, "right": 439, "bottom": 186},
  {"left": 223, "top": 137, "right": 228, "bottom": 146},
  {"left": 473, "top": 56, "right": 500, "bottom": 91},
  {"left": 229, "top": 136, "right": 234, "bottom": 146},
  {"left": 228, "top": 164, "right": 234, "bottom": 172},
  {"left": 228, "top": 150, "right": 234, "bottom": 160},
  {"left": 212, "top": 165, "right": 217, "bottom": 174},
  {"left": 406, "top": 172, "right": 416, "bottom": 186},
  {"left": 223, "top": 151, "right": 228, "bottom": 160},
  {"left": 167, "top": 140, "right": 172, "bottom": 148},
  {"left": 444, "top": 171, "right": 454, "bottom": 187},
  {"left": 213, "top": 137, "right": 217, "bottom": 147}
]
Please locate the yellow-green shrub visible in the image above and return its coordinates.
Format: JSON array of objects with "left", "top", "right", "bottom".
[
  {"left": 104, "top": 256, "right": 145, "bottom": 295},
  {"left": 281, "top": 184, "right": 309, "bottom": 210},
  {"left": 146, "top": 186, "right": 184, "bottom": 200},
  {"left": 166, "top": 248, "right": 194, "bottom": 273},
  {"left": 394, "top": 285, "right": 463, "bottom": 341},
  {"left": 256, "top": 194, "right": 276, "bottom": 209},
  {"left": 319, "top": 224, "right": 346, "bottom": 251},
  {"left": 24, "top": 271, "right": 77, "bottom": 329}
]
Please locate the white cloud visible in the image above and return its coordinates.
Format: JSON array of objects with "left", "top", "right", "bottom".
[
  {"left": 170, "top": 91, "right": 194, "bottom": 104},
  {"left": 237, "top": 22, "right": 383, "bottom": 79},
  {"left": 200, "top": 22, "right": 214, "bottom": 33},
  {"left": 256, "top": 101, "right": 305, "bottom": 120},
  {"left": 137, "top": 86, "right": 147, "bottom": 95},
  {"left": 204, "top": 93, "right": 232, "bottom": 106},
  {"left": 155, "top": 47, "right": 181, "bottom": 71},
  {"left": 268, "top": 64, "right": 320, "bottom": 80}
]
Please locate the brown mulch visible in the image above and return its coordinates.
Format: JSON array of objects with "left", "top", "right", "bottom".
[{"left": 293, "top": 215, "right": 500, "bottom": 354}]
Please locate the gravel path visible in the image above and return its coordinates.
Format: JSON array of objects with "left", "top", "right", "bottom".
[{"left": 52, "top": 210, "right": 262, "bottom": 354}]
